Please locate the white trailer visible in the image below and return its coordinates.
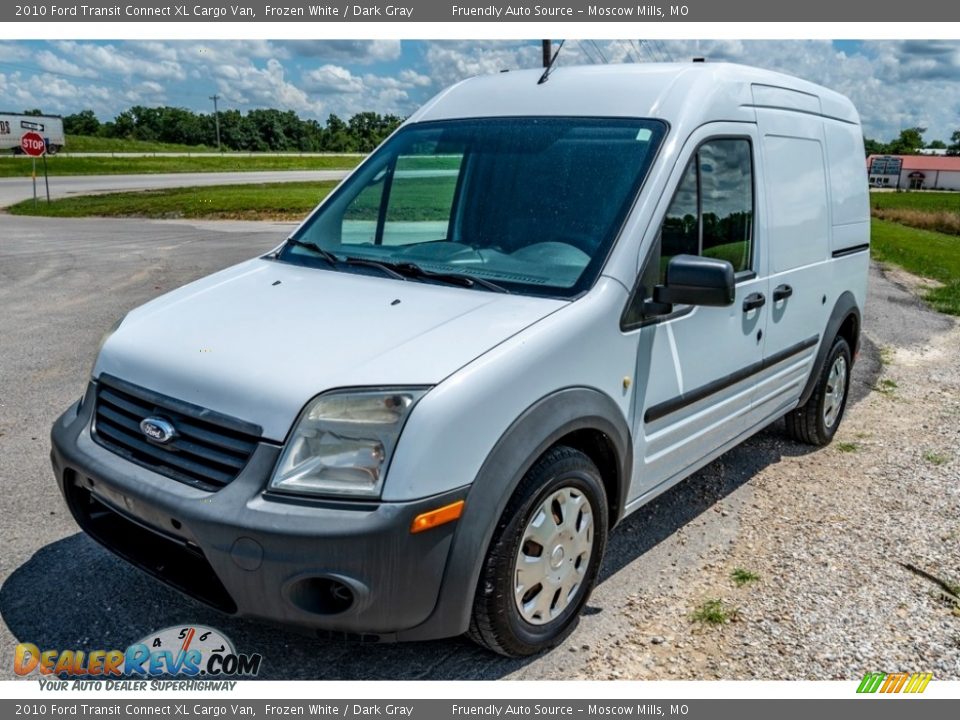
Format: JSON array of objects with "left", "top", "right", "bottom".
[{"left": 0, "top": 113, "right": 65, "bottom": 154}]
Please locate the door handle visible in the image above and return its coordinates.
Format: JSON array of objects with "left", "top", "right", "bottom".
[
  {"left": 742, "top": 292, "right": 766, "bottom": 312},
  {"left": 773, "top": 284, "right": 794, "bottom": 302}
]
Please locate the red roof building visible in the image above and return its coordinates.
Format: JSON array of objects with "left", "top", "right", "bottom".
[{"left": 867, "top": 154, "right": 960, "bottom": 190}]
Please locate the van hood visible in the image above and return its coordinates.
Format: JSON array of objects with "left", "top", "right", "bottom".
[{"left": 95, "top": 259, "right": 565, "bottom": 441}]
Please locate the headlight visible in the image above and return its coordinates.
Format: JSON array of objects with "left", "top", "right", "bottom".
[{"left": 269, "top": 388, "right": 428, "bottom": 498}]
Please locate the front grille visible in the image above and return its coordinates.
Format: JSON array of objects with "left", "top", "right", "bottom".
[{"left": 92, "top": 374, "right": 261, "bottom": 492}]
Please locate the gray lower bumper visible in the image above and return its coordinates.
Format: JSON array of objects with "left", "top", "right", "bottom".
[{"left": 50, "top": 390, "right": 468, "bottom": 640}]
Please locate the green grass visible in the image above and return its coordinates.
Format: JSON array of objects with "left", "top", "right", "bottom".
[
  {"left": 64, "top": 134, "right": 217, "bottom": 153},
  {"left": 835, "top": 441, "right": 859, "bottom": 453},
  {"left": 922, "top": 450, "right": 950, "bottom": 466},
  {"left": 730, "top": 568, "right": 760, "bottom": 587},
  {"left": 871, "top": 191, "right": 960, "bottom": 236},
  {"left": 0, "top": 154, "right": 361, "bottom": 177},
  {"left": 6, "top": 181, "right": 339, "bottom": 221},
  {"left": 871, "top": 191, "right": 960, "bottom": 213},
  {"left": 692, "top": 599, "right": 737, "bottom": 625},
  {"left": 874, "top": 378, "right": 899, "bottom": 396},
  {"left": 6, "top": 173, "right": 455, "bottom": 222},
  {"left": 871, "top": 219, "right": 960, "bottom": 315}
]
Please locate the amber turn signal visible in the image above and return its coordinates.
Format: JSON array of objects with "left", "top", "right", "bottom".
[{"left": 410, "top": 500, "right": 465, "bottom": 534}]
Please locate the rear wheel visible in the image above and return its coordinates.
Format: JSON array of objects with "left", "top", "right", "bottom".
[
  {"left": 785, "top": 335, "right": 852, "bottom": 446},
  {"left": 468, "top": 446, "right": 608, "bottom": 657}
]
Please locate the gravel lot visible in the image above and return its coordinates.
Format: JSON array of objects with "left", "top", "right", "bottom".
[{"left": 0, "top": 215, "right": 957, "bottom": 680}]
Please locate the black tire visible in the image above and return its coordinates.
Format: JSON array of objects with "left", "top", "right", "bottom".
[
  {"left": 468, "top": 445, "right": 608, "bottom": 657},
  {"left": 785, "top": 335, "right": 852, "bottom": 446}
]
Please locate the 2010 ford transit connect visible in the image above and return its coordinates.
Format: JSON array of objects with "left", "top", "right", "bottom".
[{"left": 50, "top": 63, "right": 869, "bottom": 657}]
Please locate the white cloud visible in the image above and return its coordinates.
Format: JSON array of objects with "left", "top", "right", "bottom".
[
  {"left": 283, "top": 40, "right": 401, "bottom": 64},
  {"left": 34, "top": 50, "right": 98, "bottom": 79},
  {"left": 303, "top": 65, "right": 365, "bottom": 94},
  {"left": 424, "top": 41, "right": 540, "bottom": 88},
  {"left": 217, "top": 57, "right": 324, "bottom": 116},
  {"left": 397, "top": 69, "right": 432, "bottom": 88},
  {"left": 53, "top": 40, "right": 185, "bottom": 82}
]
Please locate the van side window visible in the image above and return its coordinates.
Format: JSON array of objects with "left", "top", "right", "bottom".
[
  {"left": 699, "top": 140, "right": 753, "bottom": 272},
  {"left": 647, "top": 138, "right": 754, "bottom": 297}
]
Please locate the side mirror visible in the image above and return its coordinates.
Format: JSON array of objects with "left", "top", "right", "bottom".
[{"left": 652, "top": 254, "right": 736, "bottom": 308}]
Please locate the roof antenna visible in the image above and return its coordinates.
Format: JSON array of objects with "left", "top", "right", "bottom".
[{"left": 538, "top": 40, "right": 566, "bottom": 84}]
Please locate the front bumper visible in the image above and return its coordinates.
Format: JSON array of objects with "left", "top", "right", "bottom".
[{"left": 50, "top": 388, "right": 466, "bottom": 640}]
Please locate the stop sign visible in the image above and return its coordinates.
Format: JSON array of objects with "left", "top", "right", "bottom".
[{"left": 20, "top": 131, "right": 46, "bottom": 157}]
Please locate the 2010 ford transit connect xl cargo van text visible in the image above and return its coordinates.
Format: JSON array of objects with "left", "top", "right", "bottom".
[{"left": 51, "top": 63, "right": 869, "bottom": 657}]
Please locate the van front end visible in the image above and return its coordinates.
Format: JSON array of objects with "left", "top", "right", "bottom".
[{"left": 49, "top": 379, "right": 468, "bottom": 641}]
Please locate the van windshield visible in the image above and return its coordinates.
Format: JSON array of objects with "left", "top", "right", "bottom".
[{"left": 281, "top": 117, "right": 666, "bottom": 297}]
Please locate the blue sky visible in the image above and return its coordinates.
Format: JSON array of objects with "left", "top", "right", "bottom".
[{"left": 1, "top": 39, "right": 959, "bottom": 142}]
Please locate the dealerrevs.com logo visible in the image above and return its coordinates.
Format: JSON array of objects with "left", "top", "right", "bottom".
[{"left": 15, "top": 625, "right": 262, "bottom": 689}]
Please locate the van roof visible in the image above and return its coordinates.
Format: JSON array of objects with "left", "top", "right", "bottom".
[{"left": 411, "top": 62, "right": 859, "bottom": 128}]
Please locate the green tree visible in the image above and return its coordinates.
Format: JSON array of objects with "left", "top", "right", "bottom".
[
  {"left": 863, "top": 137, "right": 888, "bottom": 156},
  {"left": 927, "top": 139, "right": 947, "bottom": 149},
  {"left": 947, "top": 130, "right": 960, "bottom": 156},
  {"left": 887, "top": 127, "right": 926, "bottom": 155},
  {"left": 63, "top": 110, "right": 101, "bottom": 136}
]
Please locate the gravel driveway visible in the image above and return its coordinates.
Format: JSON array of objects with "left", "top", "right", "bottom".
[{"left": 1, "top": 216, "right": 956, "bottom": 680}]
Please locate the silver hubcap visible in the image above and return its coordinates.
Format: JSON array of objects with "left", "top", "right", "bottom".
[
  {"left": 514, "top": 487, "right": 594, "bottom": 625},
  {"left": 823, "top": 354, "right": 847, "bottom": 428}
]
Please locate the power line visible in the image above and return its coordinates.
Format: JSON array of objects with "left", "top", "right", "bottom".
[
  {"left": 656, "top": 40, "right": 675, "bottom": 62},
  {"left": 640, "top": 41, "right": 660, "bottom": 62},
  {"left": 588, "top": 40, "right": 609, "bottom": 64},
  {"left": 576, "top": 40, "right": 599, "bottom": 65}
]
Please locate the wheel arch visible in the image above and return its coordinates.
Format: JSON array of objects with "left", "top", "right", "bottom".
[
  {"left": 397, "top": 387, "right": 632, "bottom": 641},
  {"left": 798, "top": 291, "right": 861, "bottom": 408}
]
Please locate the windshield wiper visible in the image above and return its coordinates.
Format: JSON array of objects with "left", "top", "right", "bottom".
[
  {"left": 285, "top": 243, "right": 508, "bottom": 293},
  {"left": 284, "top": 238, "right": 340, "bottom": 266},
  {"left": 342, "top": 257, "right": 408, "bottom": 281},
  {"left": 389, "top": 262, "right": 510, "bottom": 293}
]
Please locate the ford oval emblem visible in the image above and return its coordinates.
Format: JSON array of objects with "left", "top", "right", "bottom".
[{"left": 140, "top": 417, "right": 177, "bottom": 444}]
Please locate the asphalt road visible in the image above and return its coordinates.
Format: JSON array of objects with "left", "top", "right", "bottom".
[
  {"left": 0, "top": 215, "right": 898, "bottom": 680},
  {"left": 0, "top": 170, "right": 350, "bottom": 208}
]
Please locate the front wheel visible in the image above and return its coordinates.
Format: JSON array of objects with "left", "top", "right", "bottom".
[
  {"left": 785, "top": 335, "right": 852, "bottom": 446},
  {"left": 468, "top": 446, "right": 608, "bottom": 657}
]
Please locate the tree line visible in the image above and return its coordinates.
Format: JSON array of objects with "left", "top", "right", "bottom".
[
  {"left": 24, "top": 107, "right": 960, "bottom": 157},
  {"left": 864, "top": 127, "right": 960, "bottom": 156},
  {"left": 57, "top": 106, "right": 404, "bottom": 153}
]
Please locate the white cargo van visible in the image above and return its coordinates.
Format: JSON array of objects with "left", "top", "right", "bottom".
[
  {"left": 0, "top": 112, "right": 65, "bottom": 154},
  {"left": 51, "top": 63, "right": 869, "bottom": 656}
]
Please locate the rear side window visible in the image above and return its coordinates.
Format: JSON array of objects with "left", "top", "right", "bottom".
[{"left": 645, "top": 138, "right": 754, "bottom": 297}]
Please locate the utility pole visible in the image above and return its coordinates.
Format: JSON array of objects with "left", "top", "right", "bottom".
[
  {"left": 209, "top": 94, "right": 222, "bottom": 152},
  {"left": 542, "top": 40, "right": 552, "bottom": 68}
]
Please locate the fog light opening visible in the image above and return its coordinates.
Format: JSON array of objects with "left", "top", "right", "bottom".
[{"left": 288, "top": 577, "right": 356, "bottom": 615}]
